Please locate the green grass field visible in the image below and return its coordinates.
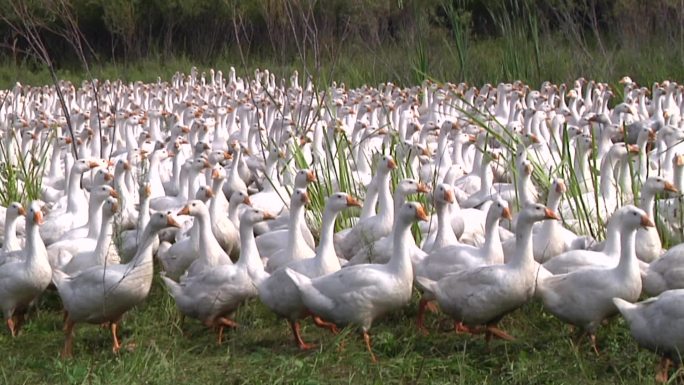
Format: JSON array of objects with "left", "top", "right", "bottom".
[{"left": 0, "top": 271, "right": 661, "bottom": 385}]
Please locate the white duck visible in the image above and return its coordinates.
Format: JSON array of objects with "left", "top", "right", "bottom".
[
  {"left": 257, "top": 192, "right": 361, "bottom": 349},
  {"left": 52, "top": 211, "right": 181, "bottom": 357},
  {"left": 161, "top": 207, "right": 273, "bottom": 343},
  {"left": 614, "top": 289, "right": 684, "bottom": 383},
  {"left": 0, "top": 202, "right": 51, "bottom": 336},
  {"left": 285, "top": 202, "right": 428, "bottom": 362},
  {"left": 416, "top": 203, "right": 557, "bottom": 341},
  {"left": 536, "top": 205, "right": 652, "bottom": 353}
]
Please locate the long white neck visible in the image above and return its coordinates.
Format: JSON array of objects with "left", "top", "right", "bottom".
[
  {"left": 93, "top": 214, "right": 114, "bottom": 265},
  {"left": 434, "top": 200, "right": 458, "bottom": 250},
  {"left": 284, "top": 202, "right": 307, "bottom": 261},
  {"left": 86, "top": 197, "right": 106, "bottom": 238},
  {"left": 315, "top": 206, "right": 342, "bottom": 271},
  {"left": 510, "top": 216, "right": 534, "bottom": 270},
  {"left": 237, "top": 221, "right": 262, "bottom": 272},
  {"left": 615, "top": 224, "right": 638, "bottom": 275},
  {"left": 482, "top": 212, "right": 502, "bottom": 263},
  {"left": 386, "top": 216, "right": 414, "bottom": 280}
]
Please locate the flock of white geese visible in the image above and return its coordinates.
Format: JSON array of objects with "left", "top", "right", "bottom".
[{"left": 2, "top": 68, "right": 684, "bottom": 381}]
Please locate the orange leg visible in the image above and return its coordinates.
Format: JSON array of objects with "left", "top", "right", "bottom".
[
  {"left": 61, "top": 318, "right": 76, "bottom": 359},
  {"left": 214, "top": 317, "right": 239, "bottom": 345},
  {"left": 6, "top": 317, "right": 16, "bottom": 337},
  {"left": 416, "top": 299, "right": 431, "bottom": 335},
  {"left": 362, "top": 331, "right": 377, "bottom": 363},
  {"left": 454, "top": 321, "right": 473, "bottom": 334},
  {"left": 485, "top": 324, "right": 515, "bottom": 342},
  {"left": 656, "top": 357, "right": 672, "bottom": 383},
  {"left": 288, "top": 320, "right": 316, "bottom": 350},
  {"left": 589, "top": 333, "right": 599, "bottom": 356},
  {"left": 312, "top": 316, "right": 339, "bottom": 334},
  {"left": 111, "top": 322, "right": 121, "bottom": 353}
]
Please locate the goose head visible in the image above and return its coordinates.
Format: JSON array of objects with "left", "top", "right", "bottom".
[
  {"left": 177, "top": 199, "right": 210, "bottom": 217},
  {"left": 229, "top": 190, "right": 252, "bottom": 208},
  {"left": 290, "top": 188, "right": 310, "bottom": 208},
  {"left": 149, "top": 211, "right": 182, "bottom": 231},
  {"left": 643, "top": 176, "right": 678, "bottom": 195},
  {"left": 326, "top": 192, "right": 362, "bottom": 212},
  {"left": 195, "top": 186, "right": 214, "bottom": 202},
  {"left": 211, "top": 165, "right": 227, "bottom": 181},
  {"left": 27, "top": 201, "right": 44, "bottom": 226},
  {"left": 395, "top": 178, "right": 430, "bottom": 197},
  {"left": 92, "top": 167, "right": 114, "bottom": 186},
  {"left": 240, "top": 207, "right": 276, "bottom": 226},
  {"left": 102, "top": 196, "right": 119, "bottom": 219},
  {"left": 518, "top": 203, "right": 559, "bottom": 224},
  {"left": 612, "top": 205, "right": 655, "bottom": 230},
  {"left": 91, "top": 185, "right": 119, "bottom": 202},
  {"left": 551, "top": 178, "right": 567, "bottom": 195},
  {"left": 6, "top": 202, "right": 26, "bottom": 219},
  {"left": 433, "top": 183, "right": 455, "bottom": 205},
  {"left": 73, "top": 158, "right": 101, "bottom": 174},
  {"left": 294, "top": 169, "right": 317, "bottom": 189},
  {"left": 398, "top": 201, "right": 429, "bottom": 223},
  {"left": 378, "top": 154, "right": 397, "bottom": 173},
  {"left": 488, "top": 197, "right": 512, "bottom": 221}
]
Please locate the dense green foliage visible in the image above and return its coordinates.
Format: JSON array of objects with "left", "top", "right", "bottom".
[{"left": 1, "top": 0, "right": 683, "bottom": 88}]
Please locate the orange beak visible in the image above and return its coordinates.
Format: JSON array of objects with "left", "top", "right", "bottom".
[
  {"left": 177, "top": 206, "right": 190, "bottom": 216},
  {"left": 415, "top": 204, "right": 429, "bottom": 221},
  {"left": 306, "top": 170, "right": 317, "bottom": 183},
  {"left": 346, "top": 195, "right": 362, "bottom": 208},
  {"left": 641, "top": 214, "right": 655, "bottom": 228},
  {"left": 34, "top": 211, "right": 44, "bottom": 225},
  {"left": 301, "top": 191, "right": 311, "bottom": 205},
  {"left": 544, "top": 207, "right": 560, "bottom": 220},
  {"left": 17, "top": 206, "right": 26, "bottom": 216},
  {"left": 263, "top": 211, "right": 276, "bottom": 220},
  {"left": 502, "top": 207, "right": 513, "bottom": 221},
  {"left": 167, "top": 216, "right": 182, "bottom": 228},
  {"left": 664, "top": 181, "right": 678, "bottom": 193},
  {"left": 443, "top": 189, "right": 455, "bottom": 204},
  {"left": 109, "top": 190, "right": 119, "bottom": 198},
  {"left": 243, "top": 196, "right": 252, "bottom": 206},
  {"left": 387, "top": 158, "right": 397, "bottom": 170}
]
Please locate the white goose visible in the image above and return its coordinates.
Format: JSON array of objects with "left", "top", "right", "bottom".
[
  {"left": 345, "top": 178, "right": 429, "bottom": 266},
  {"left": 614, "top": 289, "right": 684, "bottom": 383},
  {"left": 536, "top": 205, "right": 652, "bottom": 353},
  {"left": 53, "top": 211, "right": 181, "bottom": 357},
  {"left": 263, "top": 189, "right": 315, "bottom": 272},
  {"left": 0, "top": 202, "right": 51, "bottom": 336},
  {"left": 414, "top": 198, "right": 512, "bottom": 332},
  {"left": 416, "top": 203, "right": 557, "bottom": 341},
  {"left": 257, "top": 193, "right": 361, "bottom": 349},
  {"left": 285, "top": 202, "right": 427, "bottom": 362},
  {"left": 161, "top": 207, "right": 273, "bottom": 343},
  {"left": 58, "top": 197, "right": 120, "bottom": 275}
]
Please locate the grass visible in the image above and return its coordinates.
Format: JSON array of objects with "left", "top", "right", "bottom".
[{"left": 0, "top": 274, "right": 659, "bottom": 385}]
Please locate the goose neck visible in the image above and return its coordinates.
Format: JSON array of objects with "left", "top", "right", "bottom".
[
  {"left": 510, "top": 217, "right": 534, "bottom": 269},
  {"left": 315, "top": 206, "right": 342, "bottom": 269},
  {"left": 386, "top": 216, "right": 414, "bottom": 279},
  {"left": 615, "top": 224, "right": 638, "bottom": 274},
  {"left": 93, "top": 216, "right": 114, "bottom": 265},
  {"left": 237, "top": 221, "right": 261, "bottom": 270}
]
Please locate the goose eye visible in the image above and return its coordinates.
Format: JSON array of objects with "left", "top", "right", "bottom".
[{"left": 192, "top": 203, "right": 196, "bottom": 207}]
